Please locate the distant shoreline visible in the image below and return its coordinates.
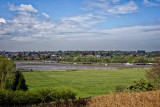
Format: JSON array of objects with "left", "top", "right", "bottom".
[{"left": 15, "top": 61, "right": 152, "bottom": 70}]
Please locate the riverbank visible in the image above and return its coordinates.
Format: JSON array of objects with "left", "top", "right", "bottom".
[{"left": 16, "top": 61, "right": 152, "bottom": 70}]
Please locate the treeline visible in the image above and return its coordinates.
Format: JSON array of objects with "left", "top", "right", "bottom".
[{"left": 60, "top": 56, "right": 159, "bottom": 63}]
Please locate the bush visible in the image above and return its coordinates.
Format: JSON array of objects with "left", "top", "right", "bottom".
[
  {"left": 12, "top": 91, "right": 41, "bottom": 105},
  {"left": 0, "top": 88, "right": 77, "bottom": 106},
  {"left": 115, "top": 85, "right": 126, "bottom": 92},
  {"left": 128, "top": 79, "right": 155, "bottom": 92},
  {"left": 146, "top": 63, "right": 160, "bottom": 88},
  {"left": 37, "top": 88, "right": 77, "bottom": 103},
  {"left": 0, "top": 90, "right": 15, "bottom": 106}
]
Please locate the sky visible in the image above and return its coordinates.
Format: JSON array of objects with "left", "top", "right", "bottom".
[{"left": 0, "top": 0, "right": 160, "bottom": 51}]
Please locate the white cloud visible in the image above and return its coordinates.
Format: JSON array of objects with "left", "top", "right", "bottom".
[
  {"left": 1, "top": 4, "right": 105, "bottom": 42},
  {"left": 42, "top": 12, "right": 50, "bottom": 18},
  {"left": 11, "top": 36, "right": 35, "bottom": 42},
  {"left": 9, "top": 4, "right": 38, "bottom": 13},
  {"left": 0, "top": 3, "right": 160, "bottom": 51},
  {"left": 107, "top": 1, "right": 138, "bottom": 14},
  {"left": 143, "top": 0, "right": 159, "bottom": 6},
  {"left": 84, "top": 0, "right": 138, "bottom": 15},
  {"left": 61, "top": 13, "right": 105, "bottom": 28},
  {"left": 98, "top": 25, "right": 160, "bottom": 41},
  {"left": 0, "top": 17, "right": 6, "bottom": 23}
]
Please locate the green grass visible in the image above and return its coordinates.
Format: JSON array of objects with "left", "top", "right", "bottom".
[{"left": 23, "top": 68, "right": 148, "bottom": 97}]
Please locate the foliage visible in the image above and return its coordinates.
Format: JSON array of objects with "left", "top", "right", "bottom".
[
  {"left": 146, "top": 63, "right": 160, "bottom": 88},
  {"left": 111, "top": 56, "right": 127, "bottom": 63},
  {"left": 0, "top": 89, "right": 77, "bottom": 106},
  {"left": 125, "top": 56, "right": 135, "bottom": 63},
  {"left": 0, "top": 56, "right": 16, "bottom": 90},
  {"left": 100, "top": 57, "right": 110, "bottom": 63},
  {"left": 86, "top": 56, "right": 97, "bottom": 62},
  {"left": 132, "top": 57, "right": 148, "bottom": 63},
  {"left": 16, "top": 71, "right": 28, "bottom": 91},
  {"left": 128, "top": 79, "right": 155, "bottom": 91},
  {"left": 115, "top": 85, "right": 126, "bottom": 92},
  {"left": 37, "top": 88, "right": 76, "bottom": 103}
]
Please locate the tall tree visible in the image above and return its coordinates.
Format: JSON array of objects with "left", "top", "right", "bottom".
[
  {"left": 0, "top": 56, "right": 16, "bottom": 90},
  {"left": 16, "top": 71, "right": 28, "bottom": 91}
]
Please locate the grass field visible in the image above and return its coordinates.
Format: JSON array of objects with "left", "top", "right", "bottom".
[{"left": 23, "top": 68, "right": 148, "bottom": 97}]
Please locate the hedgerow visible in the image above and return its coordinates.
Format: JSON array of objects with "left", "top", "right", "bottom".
[{"left": 0, "top": 88, "right": 77, "bottom": 106}]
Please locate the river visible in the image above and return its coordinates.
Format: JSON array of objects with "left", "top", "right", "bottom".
[{"left": 15, "top": 61, "right": 152, "bottom": 70}]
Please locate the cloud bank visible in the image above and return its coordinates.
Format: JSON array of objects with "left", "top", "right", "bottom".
[{"left": 0, "top": 3, "right": 160, "bottom": 51}]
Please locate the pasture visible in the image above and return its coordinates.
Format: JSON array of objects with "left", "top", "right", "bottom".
[{"left": 23, "top": 68, "right": 148, "bottom": 97}]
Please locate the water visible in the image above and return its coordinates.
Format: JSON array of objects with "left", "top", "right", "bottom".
[
  {"left": 16, "top": 61, "right": 151, "bottom": 70},
  {"left": 16, "top": 62, "right": 115, "bottom": 70}
]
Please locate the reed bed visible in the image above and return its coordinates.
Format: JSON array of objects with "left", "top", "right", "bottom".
[{"left": 87, "top": 90, "right": 160, "bottom": 107}]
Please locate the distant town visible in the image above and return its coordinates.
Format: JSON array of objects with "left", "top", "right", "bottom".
[{"left": 0, "top": 50, "right": 160, "bottom": 63}]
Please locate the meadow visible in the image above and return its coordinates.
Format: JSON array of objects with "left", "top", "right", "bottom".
[{"left": 23, "top": 68, "right": 148, "bottom": 97}]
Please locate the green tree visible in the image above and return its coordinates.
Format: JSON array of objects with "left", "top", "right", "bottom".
[
  {"left": 73, "top": 56, "right": 82, "bottom": 62},
  {"left": 12, "top": 71, "right": 21, "bottom": 91},
  {"left": 11, "top": 70, "right": 28, "bottom": 91},
  {"left": 125, "top": 56, "right": 135, "bottom": 63},
  {"left": 146, "top": 63, "right": 160, "bottom": 88},
  {"left": 132, "top": 57, "right": 147, "bottom": 63},
  {"left": 16, "top": 72, "right": 28, "bottom": 91},
  {"left": 86, "top": 56, "right": 96, "bottom": 62},
  {"left": 111, "top": 56, "right": 126, "bottom": 63},
  {"left": 0, "top": 57, "right": 16, "bottom": 90},
  {"left": 101, "top": 57, "right": 110, "bottom": 63}
]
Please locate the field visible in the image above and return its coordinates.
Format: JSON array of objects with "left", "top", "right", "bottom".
[
  {"left": 87, "top": 90, "right": 160, "bottom": 107},
  {"left": 23, "top": 68, "right": 148, "bottom": 97}
]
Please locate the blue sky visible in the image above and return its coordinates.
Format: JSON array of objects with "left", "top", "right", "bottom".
[{"left": 0, "top": 0, "right": 160, "bottom": 51}]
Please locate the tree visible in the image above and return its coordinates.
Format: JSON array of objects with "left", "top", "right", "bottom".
[
  {"left": 12, "top": 70, "right": 28, "bottom": 91},
  {"left": 16, "top": 72, "right": 28, "bottom": 91},
  {"left": 111, "top": 56, "right": 126, "bottom": 63},
  {"left": 132, "top": 57, "right": 148, "bottom": 63},
  {"left": 125, "top": 56, "right": 135, "bottom": 63},
  {"left": 73, "top": 56, "right": 82, "bottom": 62},
  {"left": 86, "top": 56, "right": 96, "bottom": 62},
  {"left": 146, "top": 63, "right": 160, "bottom": 88},
  {"left": 101, "top": 57, "right": 110, "bottom": 63},
  {"left": 12, "top": 70, "right": 21, "bottom": 91},
  {"left": 0, "top": 57, "right": 16, "bottom": 90}
]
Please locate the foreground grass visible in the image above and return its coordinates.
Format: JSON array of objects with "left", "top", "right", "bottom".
[
  {"left": 23, "top": 68, "right": 147, "bottom": 97},
  {"left": 87, "top": 90, "right": 160, "bottom": 107}
]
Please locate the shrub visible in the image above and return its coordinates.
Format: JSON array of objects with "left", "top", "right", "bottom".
[
  {"left": 36, "top": 88, "right": 53, "bottom": 103},
  {"left": 115, "top": 85, "right": 126, "bottom": 92},
  {"left": 12, "top": 91, "right": 41, "bottom": 105},
  {"left": 0, "top": 90, "right": 15, "bottom": 106},
  {"left": 37, "top": 88, "right": 77, "bottom": 103},
  {"left": 0, "top": 88, "right": 77, "bottom": 106},
  {"left": 128, "top": 79, "right": 155, "bottom": 92},
  {"left": 146, "top": 63, "right": 160, "bottom": 88}
]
